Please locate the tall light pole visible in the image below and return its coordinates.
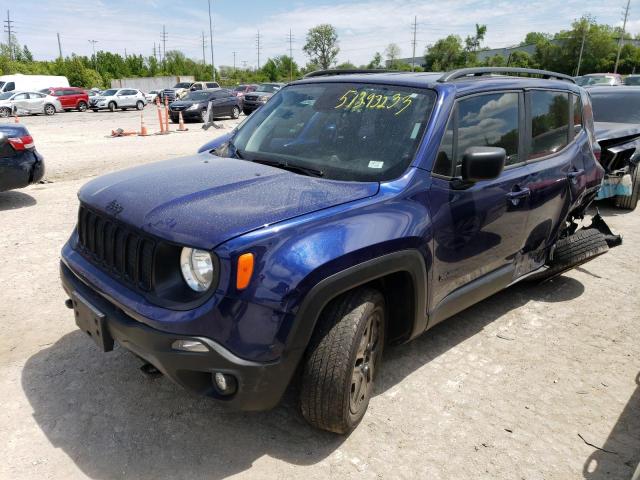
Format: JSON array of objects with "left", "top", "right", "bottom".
[
  {"left": 208, "top": 0, "right": 216, "bottom": 82},
  {"left": 89, "top": 39, "right": 98, "bottom": 69}
]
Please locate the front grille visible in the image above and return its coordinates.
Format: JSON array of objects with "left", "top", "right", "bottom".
[
  {"left": 244, "top": 95, "right": 258, "bottom": 101},
  {"left": 76, "top": 205, "right": 155, "bottom": 292}
]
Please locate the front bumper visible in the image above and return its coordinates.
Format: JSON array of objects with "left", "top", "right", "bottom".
[
  {"left": 243, "top": 100, "right": 265, "bottom": 112},
  {"left": 170, "top": 109, "right": 202, "bottom": 121},
  {"left": 60, "top": 261, "right": 300, "bottom": 411}
]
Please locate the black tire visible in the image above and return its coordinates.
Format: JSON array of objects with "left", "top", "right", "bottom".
[
  {"left": 243, "top": 108, "right": 252, "bottom": 116},
  {"left": 77, "top": 101, "right": 88, "bottom": 112},
  {"left": 231, "top": 106, "right": 240, "bottom": 119},
  {"left": 108, "top": 102, "right": 116, "bottom": 112},
  {"left": 300, "top": 287, "right": 385, "bottom": 434},
  {"left": 615, "top": 165, "right": 639, "bottom": 211},
  {"left": 136, "top": 101, "right": 144, "bottom": 111},
  {"left": 44, "top": 104, "right": 56, "bottom": 116},
  {"left": 527, "top": 229, "right": 609, "bottom": 282},
  {"left": 0, "top": 107, "right": 10, "bottom": 118},
  {"left": 90, "top": 108, "right": 98, "bottom": 112}
]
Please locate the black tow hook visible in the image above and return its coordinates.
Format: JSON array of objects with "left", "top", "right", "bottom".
[{"left": 140, "top": 362, "right": 163, "bottom": 379}]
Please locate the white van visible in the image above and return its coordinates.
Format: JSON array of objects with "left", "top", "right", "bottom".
[{"left": 0, "top": 74, "right": 70, "bottom": 93}]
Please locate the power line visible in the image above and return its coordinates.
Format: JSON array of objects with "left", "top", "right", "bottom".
[
  {"left": 4, "top": 10, "right": 15, "bottom": 61},
  {"left": 232, "top": 51, "right": 237, "bottom": 74},
  {"left": 614, "top": 0, "right": 631, "bottom": 74}
]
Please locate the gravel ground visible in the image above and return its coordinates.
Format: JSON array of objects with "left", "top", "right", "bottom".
[{"left": 0, "top": 110, "right": 639, "bottom": 480}]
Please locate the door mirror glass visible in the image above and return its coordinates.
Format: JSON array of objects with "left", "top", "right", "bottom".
[{"left": 461, "top": 147, "right": 506, "bottom": 182}]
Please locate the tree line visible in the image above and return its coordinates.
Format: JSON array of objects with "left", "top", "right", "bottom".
[{"left": 0, "top": 15, "right": 638, "bottom": 89}]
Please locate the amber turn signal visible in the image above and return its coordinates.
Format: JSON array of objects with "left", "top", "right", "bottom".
[{"left": 236, "top": 253, "right": 254, "bottom": 290}]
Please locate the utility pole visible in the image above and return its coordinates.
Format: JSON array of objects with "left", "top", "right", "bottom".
[
  {"left": 4, "top": 10, "right": 14, "bottom": 61},
  {"left": 201, "top": 31, "right": 207, "bottom": 65},
  {"left": 161, "top": 25, "right": 168, "bottom": 67},
  {"left": 207, "top": 0, "right": 216, "bottom": 82},
  {"left": 614, "top": 0, "right": 631, "bottom": 74},
  {"left": 576, "top": 25, "right": 587, "bottom": 76},
  {"left": 232, "top": 51, "right": 237, "bottom": 74},
  {"left": 153, "top": 42, "right": 156, "bottom": 61},
  {"left": 256, "top": 30, "right": 262, "bottom": 69},
  {"left": 57, "top": 32, "right": 63, "bottom": 59},
  {"left": 88, "top": 39, "right": 98, "bottom": 69},
  {"left": 411, "top": 16, "right": 418, "bottom": 72},
  {"left": 287, "top": 29, "right": 294, "bottom": 81}
]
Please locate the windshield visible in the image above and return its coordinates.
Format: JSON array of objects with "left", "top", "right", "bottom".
[
  {"left": 175, "top": 82, "right": 192, "bottom": 89},
  {"left": 625, "top": 76, "right": 640, "bottom": 86},
  {"left": 0, "top": 92, "right": 12, "bottom": 100},
  {"left": 255, "top": 84, "right": 281, "bottom": 93},
  {"left": 591, "top": 91, "right": 640, "bottom": 124},
  {"left": 585, "top": 76, "right": 615, "bottom": 86},
  {"left": 102, "top": 89, "right": 118, "bottom": 96},
  {"left": 234, "top": 85, "right": 247, "bottom": 92},
  {"left": 227, "top": 82, "right": 436, "bottom": 181},
  {"left": 185, "top": 91, "right": 214, "bottom": 101}
]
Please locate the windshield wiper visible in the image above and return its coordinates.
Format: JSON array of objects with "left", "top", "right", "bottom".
[{"left": 250, "top": 158, "right": 324, "bottom": 177}]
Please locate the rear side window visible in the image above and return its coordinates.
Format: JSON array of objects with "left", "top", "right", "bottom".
[
  {"left": 433, "top": 92, "right": 520, "bottom": 177},
  {"left": 5, "top": 82, "right": 15, "bottom": 92},
  {"left": 529, "top": 91, "right": 569, "bottom": 159}
]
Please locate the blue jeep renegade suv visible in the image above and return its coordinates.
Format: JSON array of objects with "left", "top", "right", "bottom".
[{"left": 61, "top": 68, "right": 614, "bottom": 434}]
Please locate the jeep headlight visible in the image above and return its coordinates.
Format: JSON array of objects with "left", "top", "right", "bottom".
[{"left": 180, "top": 247, "right": 214, "bottom": 292}]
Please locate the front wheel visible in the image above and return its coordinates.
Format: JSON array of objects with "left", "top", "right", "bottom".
[
  {"left": 615, "top": 165, "right": 639, "bottom": 211},
  {"left": 231, "top": 106, "right": 240, "bottom": 119},
  {"left": 136, "top": 101, "right": 144, "bottom": 111},
  {"left": 0, "top": 107, "right": 10, "bottom": 118},
  {"left": 300, "top": 287, "right": 385, "bottom": 434},
  {"left": 44, "top": 104, "right": 56, "bottom": 116},
  {"left": 77, "top": 101, "right": 88, "bottom": 112},
  {"left": 243, "top": 108, "right": 252, "bottom": 116}
]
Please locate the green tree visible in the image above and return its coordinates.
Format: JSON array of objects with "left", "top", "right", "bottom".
[
  {"left": 22, "top": 45, "right": 33, "bottom": 62},
  {"left": 367, "top": 52, "right": 383, "bottom": 69},
  {"left": 425, "top": 35, "right": 465, "bottom": 71},
  {"left": 521, "top": 32, "right": 552, "bottom": 46},
  {"left": 303, "top": 24, "right": 339, "bottom": 70},
  {"left": 385, "top": 43, "right": 401, "bottom": 68}
]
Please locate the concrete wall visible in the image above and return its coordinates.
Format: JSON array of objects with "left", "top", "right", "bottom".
[{"left": 110, "top": 76, "right": 195, "bottom": 91}]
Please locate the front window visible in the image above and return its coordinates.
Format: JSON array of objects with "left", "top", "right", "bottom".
[
  {"left": 586, "top": 75, "right": 615, "bottom": 86},
  {"left": 255, "top": 84, "right": 281, "bottom": 93},
  {"left": 225, "top": 82, "right": 436, "bottom": 182},
  {"left": 234, "top": 85, "right": 247, "bottom": 92},
  {"left": 185, "top": 91, "right": 215, "bottom": 101},
  {"left": 102, "top": 89, "right": 118, "bottom": 96},
  {"left": 590, "top": 91, "right": 640, "bottom": 124}
]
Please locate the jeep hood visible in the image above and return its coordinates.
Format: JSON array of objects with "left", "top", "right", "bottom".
[{"left": 78, "top": 155, "right": 379, "bottom": 249}]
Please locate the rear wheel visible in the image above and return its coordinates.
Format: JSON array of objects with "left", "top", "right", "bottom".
[
  {"left": 231, "top": 106, "right": 240, "bottom": 119},
  {"left": 44, "top": 104, "right": 56, "bottom": 116},
  {"left": 108, "top": 102, "right": 116, "bottom": 112},
  {"left": 615, "top": 165, "right": 639, "bottom": 211},
  {"left": 300, "top": 287, "right": 385, "bottom": 434},
  {"left": 77, "top": 101, "right": 88, "bottom": 112}
]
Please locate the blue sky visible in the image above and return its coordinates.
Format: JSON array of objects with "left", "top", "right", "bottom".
[{"left": 9, "top": 0, "right": 636, "bottom": 68}]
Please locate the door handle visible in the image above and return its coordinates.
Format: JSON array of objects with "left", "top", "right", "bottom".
[
  {"left": 506, "top": 187, "right": 530, "bottom": 206},
  {"left": 567, "top": 169, "right": 585, "bottom": 184}
]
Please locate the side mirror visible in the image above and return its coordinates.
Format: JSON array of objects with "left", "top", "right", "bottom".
[{"left": 461, "top": 146, "right": 506, "bottom": 183}]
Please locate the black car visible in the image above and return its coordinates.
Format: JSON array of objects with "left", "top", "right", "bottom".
[
  {"left": 169, "top": 89, "right": 241, "bottom": 123},
  {"left": 242, "top": 83, "right": 285, "bottom": 115},
  {"left": 0, "top": 124, "right": 44, "bottom": 193}
]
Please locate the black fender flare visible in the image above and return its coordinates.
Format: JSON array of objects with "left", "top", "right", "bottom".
[{"left": 286, "top": 249, "right": 428, "bottom": 353}]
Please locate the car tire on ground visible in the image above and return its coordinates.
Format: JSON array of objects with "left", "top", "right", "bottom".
[
  {"left": 300, "top": 287, "right": 385, "bottom": 434},
  {"left": 90, "top": 108, "right": 98, "bottom": 112},
  {"left": 108, "top": 102, "right": 116, "bottom": 112},
  {"left": 77, "top": 101, "right": 88, "bottom": 112},
  {"left": 527, "top": 228, "right": 609, "bottom": 282},
  {"left": 0, "top": 107, "right": 11, "bottom": 118},
  {"left": 243, "top": 109, "right": 252, "bottom": 116},
  {"left": 615, "top": 165, "right": 639, "bottom": 211},
  {"left": 44, "top": 104, "right": 56, "bottom": 116},
  {"left": 136, "top": 101, "right": 144, "bottom": 111},
  {"left": 231, "top": 106, "right": 240, "bottom": 119}
]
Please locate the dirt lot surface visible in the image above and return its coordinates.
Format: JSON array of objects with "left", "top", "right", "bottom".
[{"left": 0, "top": 110, "right": 639, "bottom": 480}]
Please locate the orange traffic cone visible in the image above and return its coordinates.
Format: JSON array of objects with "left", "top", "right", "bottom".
[
  {"left": 155, "top": 97, "right": 166, "bottom": 135},
  {"left": 177, "top": 111, "right": 188, "bottom": 132},
  {"left": 163, "top": 96, "right": 170, "bottom": 133},
  {"left": 138, "top": 113, "right": 149, "bottom": 136}
]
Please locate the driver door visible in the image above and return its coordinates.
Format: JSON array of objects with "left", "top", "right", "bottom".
[
  {"left": 428, "top": 91, "right": 533, "bottom": 324},
  {"left": 11, "top": 93, "right": 30, "bottom": 115}
]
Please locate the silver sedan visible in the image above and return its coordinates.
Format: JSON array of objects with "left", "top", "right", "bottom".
[{"left": 0, "top": 91, "right": 63, "bottom": 117}]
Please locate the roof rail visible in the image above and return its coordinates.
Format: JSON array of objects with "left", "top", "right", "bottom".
[
  {"left": 303, "top": 69, "right": 394, "bottom": 78},
  {"left": 438, "top": 67, "right": 575, "bottom": 84}
]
